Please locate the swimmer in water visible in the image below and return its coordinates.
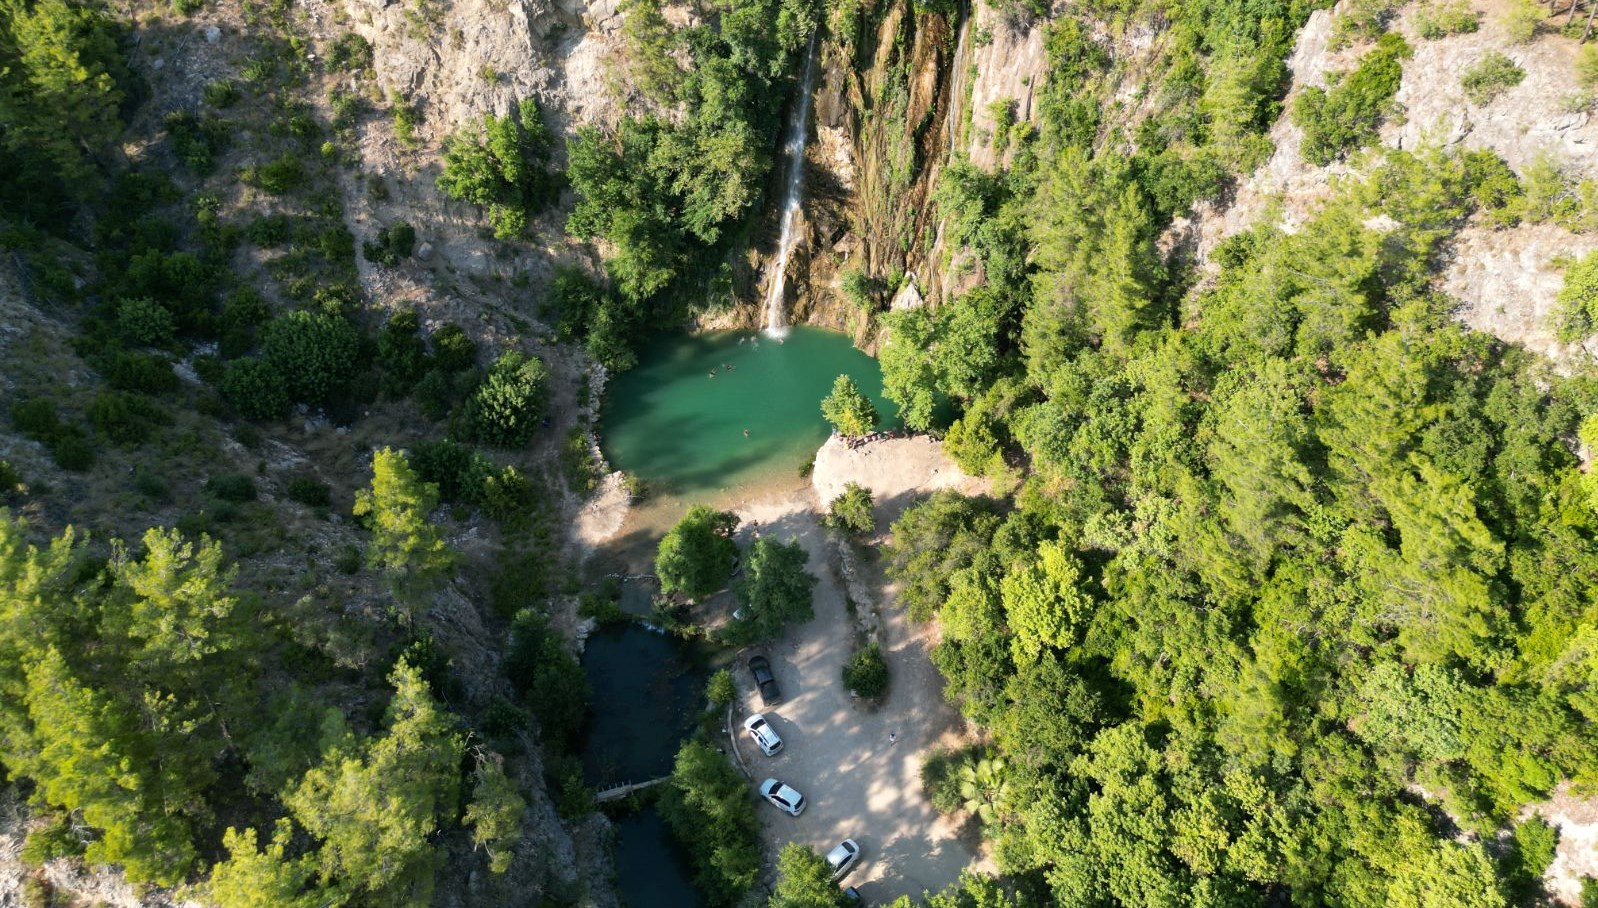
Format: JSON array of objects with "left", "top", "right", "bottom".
[
  {"left": 708, "top": 369, "right": 717, "bottom": 377},
  {"left": 743, "top": 428, "right": 750, "bottom": 438}
]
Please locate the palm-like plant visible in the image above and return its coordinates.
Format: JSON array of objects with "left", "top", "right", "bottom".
[{"left": 958, "top": 756, "right": 1010, "bottom": 825}]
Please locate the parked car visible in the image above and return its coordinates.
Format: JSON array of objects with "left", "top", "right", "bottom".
[
  {"left": 748, "top": 655, "right": 781, "bottom": 704},
  {"left": 826, "top": 838, "right": 861, "bottom": 879},
  {"left": 743, "top": 713, "right": 784, "bottom": 756},
  {"left": 842, "top": 887, "right": 863, "bottom": 903},
  {"left": 759, "top": 778, "right": 806, "bottom": 816}
]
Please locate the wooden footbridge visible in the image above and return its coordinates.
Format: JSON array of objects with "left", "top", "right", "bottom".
[{"left": 594, "top": 776, "right": 669, "bottom": 803}]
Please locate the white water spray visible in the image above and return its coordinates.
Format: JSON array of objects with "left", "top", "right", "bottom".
[{"left": 763, "top": 34, "right": 821, "bottom": 338}]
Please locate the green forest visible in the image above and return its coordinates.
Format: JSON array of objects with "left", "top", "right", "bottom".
[{"left": 6, "top": 0, "right": 1598, "bottom": 902}]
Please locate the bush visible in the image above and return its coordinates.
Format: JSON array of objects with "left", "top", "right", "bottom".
[
  {"left": 1557, "top": 250, "right": 1598, "bottom": 341},
  {"left": 1499, "top": 0, "right": 1543, "bottom": 43},
  {"left": 362, "top": 221, "right": 416, "bottom": 266},
  {"left": 285, "top": 474, "right": 331, "bottom": 507},
  {"left": 206, "top": 473, "right": 258, "bottom": 502},
  {"left": 164, "top": 110, "right": 229, "bottom": 174},
  {"left": 378, "top": 308, "right": 428, "bottom": 392},
  {"left": 920, "top": 747, "right": 971, "bottom": 815},
  {"left": 9, "top": 400, "right": 92, "bottom": 468},
  {"left": 259, "top": 310, "right": 360, "bottom": 405},
  {"left": 249, "top": 154, "right": 306, "bottom": 194},
  {"left": 19, "top": 813, "right": 81, "bottom": 865},
  {"left": 1292, "top": 33, "right": 1411, "bottom": 166},
  {"left": 222, "top": 356, "right": 291, "bottom": 420},
  {"left": 103, "top": 352, "right": 179, "bottom": 394},
  {"left": 825, "top": 482, "right": 876, "bottom": 535},
  {"left": 1580, "top": 45, "right": 1598, "bottom": 90},
  {"left": 202, "top": 78, "right": 238, "bottom": 108},
  {"left": 88, "top": 392, "right": 170, "bottom": 446},
  {"left": 410, "top": 438, "right": 494, "bottom": 502},
  {"left": 116, "top": 297, "right": 176, "bottom": 346},
  {"left": 1329, "top": 0, "right": 1400, "bottom": 50},
  {"left": 0, "top": 460, "right": 21, "bottom": 497},
  {"left": 1412, "top": 0, "right": 1477, "bottom": 38},
  {"left": 431, "top": 323, "right": 477, "bottom": 372},
  {"left": 843, "top": 643, "right": 889, "bottom": 698},
  {"left": 462, "top": 351, "right": 549, "bottom": 447},
  {"left": 505, "top": 610, "right": 590, "bottom": 750},
  {"left": 328, "top": 33, "right": 373, "bottom": 72},
  {"left": 437, "top": 98, "right": 556, "bottom": 239},
  {"left": 1461, "top": 52, "right": 1525, "bottom": 105},
  {"left": 706, "top": 669, "right": 737, "bottom": 707}
]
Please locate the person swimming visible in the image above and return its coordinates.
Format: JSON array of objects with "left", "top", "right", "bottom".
[
  {"left": 743, "top": 428, "right": 750, "bottom": 438},
  {"left": 708, "top": 369, "right": 717, "bottom": 377}
]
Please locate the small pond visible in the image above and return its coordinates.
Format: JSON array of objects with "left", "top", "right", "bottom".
[
  {"left": 601, "top": 326, "right": 894, "bottom": 497},
  {"left": 610, "top": 807, "right": 705, "bottom": 908}
]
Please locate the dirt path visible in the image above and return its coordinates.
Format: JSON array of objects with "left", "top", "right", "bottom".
[{"left": 730, "top": 435, "right": 990, "bottom": 901}]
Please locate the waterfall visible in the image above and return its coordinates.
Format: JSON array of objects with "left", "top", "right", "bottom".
[
  {"left": 947, "top": 5, "right": 971, "bottom": 156},
  {"left": 762, "top": 33, "right": 821, "bottom": 338}
]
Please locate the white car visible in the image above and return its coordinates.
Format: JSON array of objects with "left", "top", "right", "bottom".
[
  {"left": 743, "top": 713, "right": 784, "bottom": 756},
  {"left": 827, "top": 838, "right": 861, "bottom": 879},
  {"left": 759, "top": 778, "right": 806, "bottom": 816}
]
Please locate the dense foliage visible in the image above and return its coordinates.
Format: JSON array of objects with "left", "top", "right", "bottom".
[
  {"left": 825, "top": 482, "right": 876, "bottom": 535},
  {"left": 437, "top": 98, "right": 557, "bottom": 239},
  {"left": 655, "top": 505, "right": 739, "bottom": 600},
  {"left": 728, "top": 536, "right": 815, "bottom": 644},
  {"left": 659, "top": 739, "right": 763, "bottom": 905}
]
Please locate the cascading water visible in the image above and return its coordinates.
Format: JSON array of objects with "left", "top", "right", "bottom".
[{"left": 762, "top": 33, "right": 821, "bottom": 338}]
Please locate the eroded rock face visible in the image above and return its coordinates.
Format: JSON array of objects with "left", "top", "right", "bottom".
[{"left": 1191, "top": 0, "right": 1598, "bottom": 367}]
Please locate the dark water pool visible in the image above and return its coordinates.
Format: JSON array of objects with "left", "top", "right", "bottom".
[
  {"left": 610, "top": 807, "right": 705, "bottom": 908},
  {"left": 580, "top": 623, "right": 709, "bottom": 787}
]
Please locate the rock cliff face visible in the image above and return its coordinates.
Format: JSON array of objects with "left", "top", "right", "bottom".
[{"left": 1193, "top": 0, "right": 1598, "bottom": 365}]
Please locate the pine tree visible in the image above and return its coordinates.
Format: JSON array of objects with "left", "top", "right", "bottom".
[
  {"left": 820, "top": 374, "right": 878, "bottom": 437},
  {"left": 353, "top": 448, "right": 454, "bottom": 616}
]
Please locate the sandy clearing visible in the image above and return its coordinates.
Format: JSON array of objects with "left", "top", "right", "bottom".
[{"left": 729, "top": 434, "right": 991, "bottom": 901}]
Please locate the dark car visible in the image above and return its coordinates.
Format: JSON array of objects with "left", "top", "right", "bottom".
[{"left": 748, "top": 655, "right": 781, "bottom": 704}]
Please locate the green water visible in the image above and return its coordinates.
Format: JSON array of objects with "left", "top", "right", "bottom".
[{"left": 601, "top": 326, "right": 894, "bottom": 496}]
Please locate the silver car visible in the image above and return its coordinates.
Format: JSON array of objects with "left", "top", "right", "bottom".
[
  {"left": 759, "top": 778, "right": 806, "bottom": 816},
  {"left": 743, "top": 713, "right": 784, "bottom": 756},
  {"left": 827, "top": 838, "right": 861, "bottom": 879}
]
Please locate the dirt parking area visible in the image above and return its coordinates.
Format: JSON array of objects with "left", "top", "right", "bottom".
[{"left": 727, "top": 436, "right": 990, "bottom": 902}]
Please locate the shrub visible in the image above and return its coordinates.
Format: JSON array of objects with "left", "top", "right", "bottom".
[
  {"left": 104, "top": 352, "right": 179, "bottom": 394},
  {"left": 378, "top": 308, "right": 428, "bottom": 392},
  {"left": 921, "top": 747, "right": 971, "bottom": 815},
  {"left": 19, "top": 813, "right": 81, "bottom": 865},
  {"left": 259, "top": 310, "right": 360, "bottom": 404},
  {"left": 202, "top": 78, "right": 238, "bottom": 108},
  {"left": 1329, "top": 0, "right": 1400, "bottom": 49},
  {"left": 0, "top": 460, "right": 21, "bottom": 497},
  {"left": 206, "top": 473, "right": 259, "bottom": 502},
  {"left": 706, "top": 669, "right": 736, "bottom": 707},
  {"left": 16, "top": 399, "right": 97, "bottom": 471},
  {"left": 285, "top": 474, "right": 332, "bottom": 507},
  {"left": 116, "top": 297, "right": 176, "bottom": 346},
  {"left": 410, "top": 438, "right": 495, "bottom": 503},
  {"left": 88, "top": 392, "right": 170, "bottom": 446},
  {"left": 1580, "top": 44, "right": 1598, "bottom": 90},
  {"left": 362, "top": 221, "right": 416, "bottom": 266},
  {"left": 246, "top": 213, "right": 294, "bottom": 247},
  {"left": 505, "top": 609, "right": 590, "bottom": 750},
  {"left": 249, "top": 154, "right": 306, "bottom": 194},
  {"left": 1499, "top": 0, "right": 1543, "bottom": 43},
  {"left": 431, "top": 323, "right": 477, "bottom": 372},
  {"left": 825, "top": 482, "right": 876, "bottom": 535},
  {"left": 1412, "top": 0, "right": 1477, "bottom": 38},
  {"left": 842, "top": 642, "right": 889, "bottom": 698},
  {"left": 1292, "top": 33, "right": 1411, "bottom": 166},
  {"left": 164, "top": 110, "right": 229, "bottom": 174},
  {"left": 1557, "top": 251, "right": 1598, "bottom": 341},
  {"left": 222, "top": 356, "right": 291, "bottom": 420},
  {"left": 462, "top": 351, "right": 549, "bottom": 447},
  {"left": 436, "top": 98, "right": 556, "bottom": 239},
  {"left": 328, "top": 33, "right": 373, "bottom": 72},
  {"left": 1461, "top": 52, "right": 1525, "bottom": 105}
]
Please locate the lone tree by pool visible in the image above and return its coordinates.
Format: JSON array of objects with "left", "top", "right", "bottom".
[
  {"left": 820, "top": 374, "right": 877, "bottom": 437},
  {"left": 655, "top": 505, "right": 739, "bottom": 600},
  {"left": 727, "top": 537, "right": 814, "bottom": 644}
]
